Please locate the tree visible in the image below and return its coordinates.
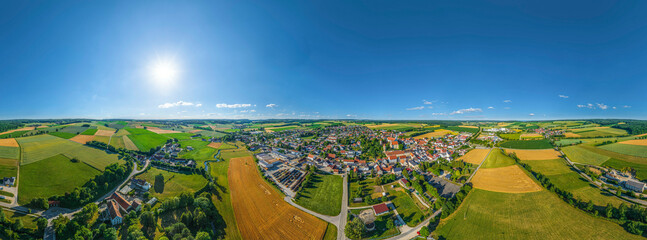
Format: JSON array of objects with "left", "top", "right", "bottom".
[
  {"left": 37, "top": 217, "right": 48, "bottom": 234},
  {"left": 104, "top": 228, "right": 119, "bottom": 240},
  {"left": 140, "top": 211, "right": 155, "bottom": 232},
  {"left": 344, "top": 217, "right": 364, "bottom": 239},
  {"left": 196, "top": 232, "right": 211, "bottom": 240},
  {"left": 626, "top": 221, "right": 644, "bottom": 235},
  {"left": 386, "top": 218, "right": 394, "bottom": 229},
  {"left": 127, "top": 225, "right": 146, "bottom": 240},
  {"left": 605, "top": 203, "right": 614, "bottom": 218}
]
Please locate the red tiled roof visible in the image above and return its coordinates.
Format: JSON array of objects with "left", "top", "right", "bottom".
[
  {"left": 109, "top": 193, "right": 131, "bottom": 211},
  {"left": 108, "top": 200, "right": 122, "bottom": 220},
  {"left": 373, "top": 203, "right": 389, "bottom": 215}
]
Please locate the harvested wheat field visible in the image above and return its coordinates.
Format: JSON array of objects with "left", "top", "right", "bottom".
[
  {"left": 0, "top": 138, "right": 19, "bottom": 147},
  {"left": 471, "top": 165, "right": 542, "bottom": 193},
  {"left": 229, "top": 156, "right": 327, "bottom": 240},
  {"left": 94, "top": 130, "right": 114, "bottom": 137},
  {"left": 0, "top": 127, "right": 35, "bottom": 135},
  {"left": 414, "top": 129, "right": 457, "bottom": 139},
  {"left": 619, "top": 139, "right": 647, "bottom": 146},
  {"left": 70, "top": 135, "right": 95, "bottom": 144},
  {"left": 146, "top": 127, "right": 180, "bottom": 134},
  {"left": 207, "top": 142, "right": 222, "bottom": 149},
  {"left": 564, "top": 132, "right": 582, "bottom": 138},
  {"left": 504, "top": 149, "right": 561, "bottom": 160},
  {"left": 459, "top": 149, "right": 491, "bottom": 165}
]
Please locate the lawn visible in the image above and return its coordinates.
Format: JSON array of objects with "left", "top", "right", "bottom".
[
  {"left": 349, "top": 178, "right": 381, "bottom": 207},
  {"left": 562, "top": 146, "right": 610, "bottom": 165},
  {"left": 361, "top": 212, "right": 400, "bottom": 239},
  {"left": 600, "top": 143, "right": 647, "bottom": 158},
  {"left": 481, "top": 149, "right": 516, "bottom": 169},
  {"left": 18, "top": 154, "right": 101, "bottom": 205},
  {"left": 135, "top": 167, "right": 207, "bottom": 201},
  {"left": 323, "top": 223, "right": 338, "bottom": 240},
  {"left": 17, "top": 135, "right": 121, "bottom": 169},
  {"left": 434, "top": 189, "right": 642, "bottom": 240},
  {"left": 387, "top": 188, "right": 425, "bottom": 227},
  {"left": 80, "top": 128, "right": 98, "bottom": 135},
  {"left": 124, "top": 128, "right": 169, "bottom": 152},
  {"left": 0, "top": 146, "right": 19, "bottom": 159},
  {"left": 523, "top": 159, "right": 624, "bottom": 207},
  {"left": 48, "top": 132, "right": 77, "bottom": 139},
  {"left": 5, "top": 210, "right": 38, "bottom": 229},
  {"left": 499, "top": 139, "right": 553, "bottom": 149},
  {"left": 295, "top": 174, "right": 342, "bottom": 216}
]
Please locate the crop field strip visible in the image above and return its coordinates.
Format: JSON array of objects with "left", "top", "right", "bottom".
[
  {"left": 229, "top": 156, "right": 327, "bottom": 240},
  {"left": 0, "top": 138, "right": 19, "bottom": 147},
  {"left": 471, "top": 165, "right": 542, "bottom": 193},
  {"left": 504, "top": 149, "right": 561, "bottom": 161},
  {"left": 17, "top": 135, "right": 120, "bottom": 169},
  {"left": 599, "top": 143, "right": 647, "bottom": 158},
  {"left": 499, "top": 139, "right": 553, "bottom": 149},
  {"left": 70, "top": 134, "right": 95, "bottom": 144},
  {"left": 94, "top": 129, "right": 115, "bottom": 136},
  {"left": 458, "top": 148, "right": 490, "bottom": 165},
  {"left": 124, "top": 127, "right": 169, "bottom": 151},
  {"left": 413, "top": 129, "right": 457, "bottom": 139}
]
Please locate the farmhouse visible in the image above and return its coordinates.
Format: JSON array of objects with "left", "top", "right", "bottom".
[
  {"left": 107, "top": 200, "right": 123, "bottom": 225},
  {"left": 3, "top": 177, "right": 15, "bottom": 187},
  {"left": 372, "top": 203, "right": 389, "bottom": 216}
]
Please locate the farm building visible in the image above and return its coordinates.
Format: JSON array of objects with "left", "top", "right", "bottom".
[
  {"left": 624, "top": 179, "right": 646, "bottom": 193},
  {"left": 3, "top": 177, "right": 15, "bottom": 187},
  {"left": 107, "top": 200, "right": 123, "bottom": 225},
  {"left": 372, "top": 203, "right": 389, "bottom": 216}
]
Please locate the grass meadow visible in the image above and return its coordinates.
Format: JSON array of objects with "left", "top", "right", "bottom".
[
  {"left": 80, "top": 128, "right": 98, "bottom": 135},
  {"left": 387, "top": 187, "right": 426, "bottom": 227},
  {"left": 295, "top": 174, "right": 343, "bottom": 216},
  {"left": 48, "top": 132, "right": 77, "bottom": 139},
  {"left": 0, "top": 146, "right": 19, "bottom": 159},
  {"left": 562, "top": 146, "right": 610, "bottom": 165},
  {"left": 17, "top": 135, "right": 121, "bottom": 169},
  {"left": 600, "top": 143, "right": 647, "bottom": 158},
  {"left": 482, "top": 149, "right": 516, "bottom": 169},
  {"left": 135, "top": 167, "right": 207, "bottom": 201},
  {"left": 124, "top": 128, "right": 169, "bottom": 152},
  {"left": 434, "top": 189, "right": 642, "bottom": 240},
  {"left": 0, "top": 158, "right": 18, "bottom": 178},
  {"left": 18, "top": 154, "right": 100, "bottom": 205}
]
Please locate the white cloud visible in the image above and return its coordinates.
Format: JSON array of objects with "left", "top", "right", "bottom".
[
  {"left": 250, "top": 109, "right": 256, "bottom": 113},
  {"left": 577, "top": 103, "right": 595, "bottom": 109},
  {"left": 346, "top": 114, "right": 357, "bottom": 118},
  {"left": 613, "top": 107, "right": 617, "bottom": 109},
  {"left": 196, "top": 103, "right": 202, "bottom": 107},
  {"left": 558, "top": 95, "right": 569, "bottom": 98},
  {"left": 487, "top": 106, "right": 495, "bottom": 109},
  {"left": 503, "top": 100, "right": 512, "bottom": 103},
  {"left": 139, "top": 113, "right": 146, "bottom": 116},
  {"left": 158, "top": 101, "right": 197, "bottom": 108},
  {"left": 624, "top": 105, "right": 632, "bottom": 108},
  {"left": 596, "top": 103, "right": 608, "bottom": 110},
  {"left": 423, "top": 100, "right": 433, "bottom": 105},
  {"left": 450, "top": 108, "right": 482, "bottom": 115},
  {"left": 216, "top": 103, "right": 252, "bottom": 108},
  {"left": 407, "top": 106, "right": 425, "bottom": 111},
  {"left": 266, "top": 103, "right": 278, "bottom": 108},
  {"left": 432, "top": 113, "right": 446, "bottom": 116},
  {"left": 529, "top": 113, "right": 535, "bottom": 116}
]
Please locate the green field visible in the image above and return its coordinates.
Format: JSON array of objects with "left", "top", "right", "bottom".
[
  {"left": 0, "top": 146, "right": 19, "bottom": 159},
  {"left": 555, "top": 139, "right": 584, "bottom": 146},
  {"left": 5, "top": 210, "right": 38, "bottom": 229},
  {"left": 434, "top": 189, "right": 642, "bottom": 240},
  {"left": 0, "top": 158, "right": 18, "bottom": 178},
  {"left": 387, "top": 188, "right": 425, "bottom": 227},
  {"left": 499, "top": 133, "right": 521, "bottom": 140},
  {"left": 18, "top": 154, "right": 101, "bottom": 205},
  {"left": 499, "top": 139, "right": 553, "bottom": 149},
  {"left": 323, "top": 223, "right": 338, "bottom": 240},
  {"left": 135, "top": 167, "right": 207, "bottom": 200},
  {"left": 482, "top": 149, "right": 515, "bottom": 169},
  {"left": 600, "top": 144, "right": 647, "bottom": 158},
  {"left": 124, "top": 128, "right": 169, "bottom": 152},
  {"left": 348, "top": 178, "right": 381, "bottom": 207},
  {"left": 446, "top": 126, "right": 480, "bottom": 134},
  {"left": 295, "top": 174, "right": 343, "bottom": 216},
  {"left": 574, "top": 127, "right": 628, "bottom": 137},
  {"left": 523, "top": 159, "right": 624, "bottom": 207},
  {"left": 58, "top": 125, "right": 90, "bottom": 134},
  {"left": 17, "top": 135, "right": 121, "bottom": 169},
  {"left": 80, "top": 128, "right": 98, "bottom": 135},
  {"left": 195, "top": 130, "right": 226, "bottom": 138},
  {"left": 562, "top": 146, "right": 610, "bottom": 165},
  {"left": 0, "top": 130, "right": 29, "bottom": 139},
  {"left": 179, "top": 139, "right": 217, "bottom": 164},
  {"left": 48, "top": 131, "right": 77, "bottom": 139}
]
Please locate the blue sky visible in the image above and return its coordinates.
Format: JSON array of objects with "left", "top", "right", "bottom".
[{"left": 1, "top": 0, "right": 645, "bottom": 120}]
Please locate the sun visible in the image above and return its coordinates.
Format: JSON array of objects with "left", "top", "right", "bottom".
[{"left": 149, "top": 56, "right": 179, "bottom": 85}]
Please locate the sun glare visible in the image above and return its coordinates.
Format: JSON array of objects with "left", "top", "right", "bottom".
[{"left": 149, "top": 56, "right": 179, "bottom": 86}]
